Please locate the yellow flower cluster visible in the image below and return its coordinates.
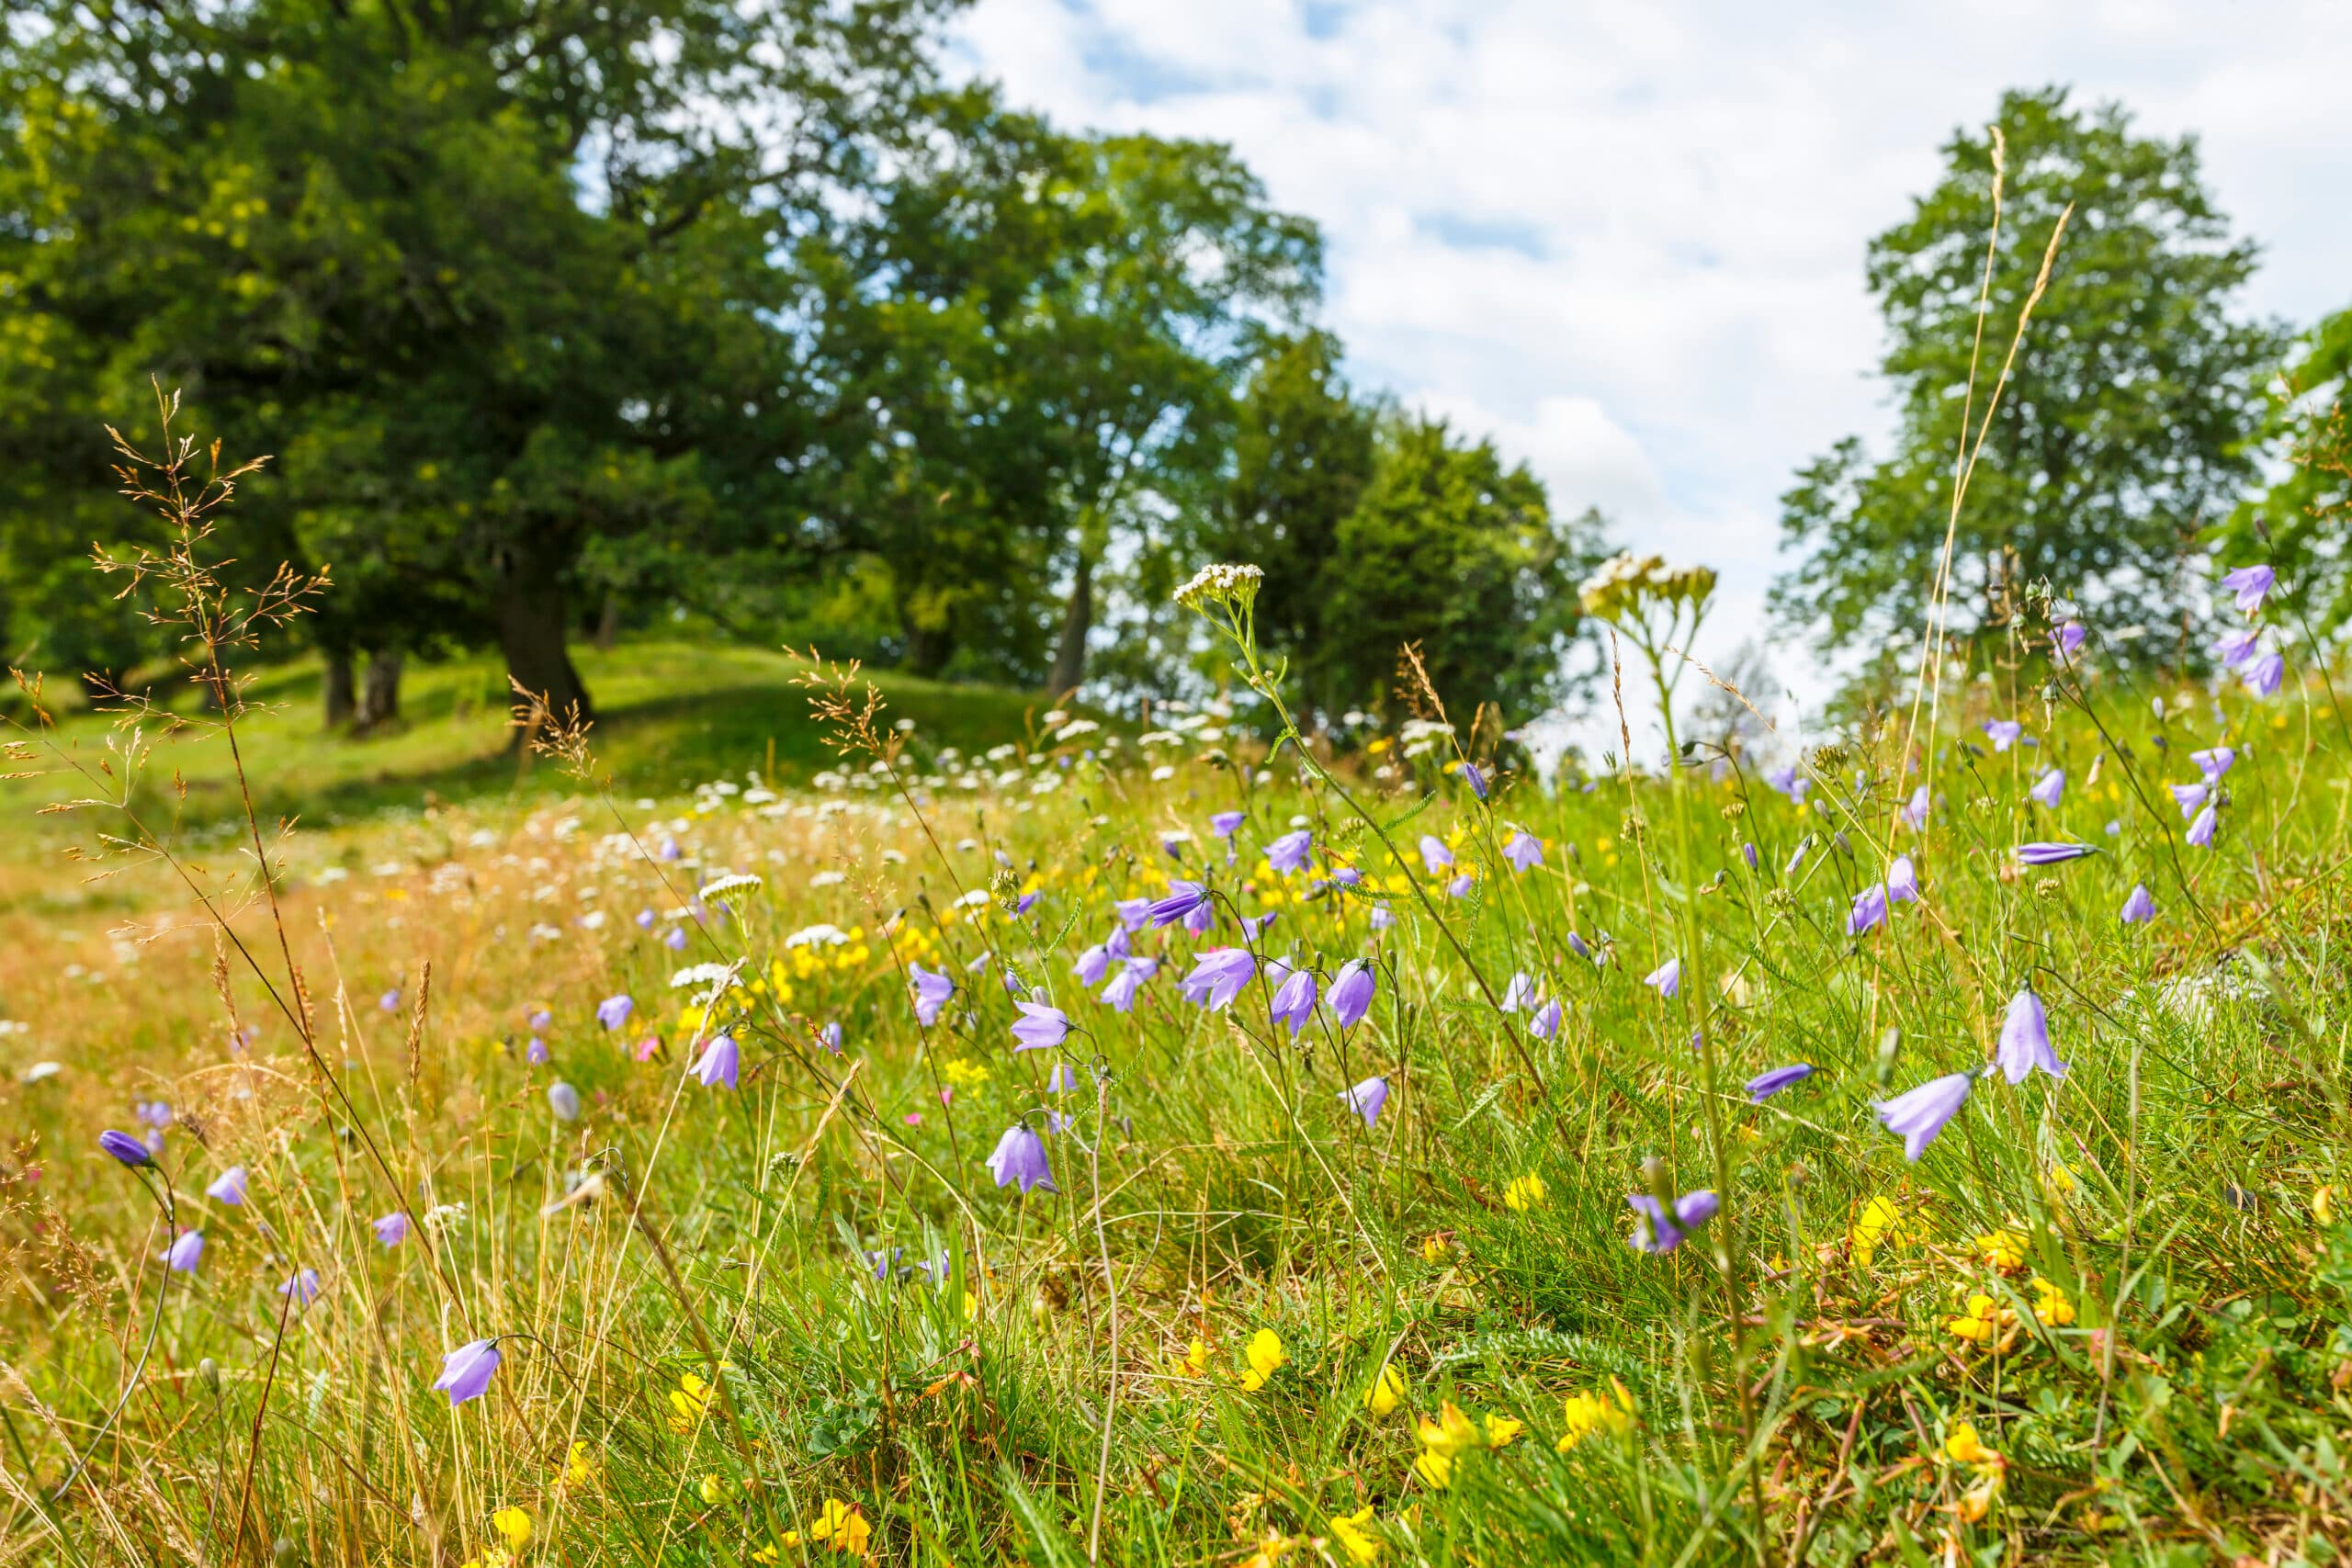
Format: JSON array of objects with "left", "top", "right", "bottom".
[
  {"left": 1555, "top": 1380, "right": 1637, "bottom": 1452},
  {"left": 1410, "top": 1399, "right": 1523, "bottom": 1489}
]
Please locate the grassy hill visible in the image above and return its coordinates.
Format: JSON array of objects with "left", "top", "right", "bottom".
[{"left": 3, "top": 639, "right": 1055, "bottom": 836}]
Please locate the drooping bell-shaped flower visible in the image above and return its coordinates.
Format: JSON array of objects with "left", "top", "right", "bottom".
[
  {"left": 1179, "top": 948, "right": 1256, "bottom": 1010},
  {"left": 1995, "top": 988, "right": 2066, "bottom": 1085},
  {"left": 1500, "top": 971, "right": 1535, "bottom": 1013},
  {"left": 164, "top": 1231, "right": 206, "bottom": 1272},
  {"left": 2242, "top": 650, "right": 2285, "bottom": 697},
  {"left": 1848, "top": 884, "right": 1889, "bottom": 937},
  {"left": 2169, "top": 781, "right": 2209, "bottom": 818},
  {"left": 1075, "top": 943, "right": 1112, "bottom": 986},
  {"left": 1418, "top": 835, "right": 1454, "bottom": 874},
  {"left": 2030, "top": 768, "right": 2064, "bottom": 809},
  {"left": 548, "top": 1082, "right": 582, "bottom": 1122},
  {"left": 373, "top": 1212, "right": 410, "bottom": 1247},
  {"left": 206, "top": 1166, "right": 249, "bottom": 1207},
  {"left": 433, "top": 1338, "right": 503, "bottom": 1405},
  {"left": 1328, "top": 960, "right": 1375, "bottom": 1030},
  {"left": 1627, "top": 1190, "right": 1719, "bottom": 1254},
  {"left": 1210, "top": 810, "right": 1246, "bottom": 839},
  {"left": 1530, "top": 998, "right": 1564, "bottom": 1040},
  {"left": 1898, "top": 785, "right": 1931, "bottom": 830},
  {"left": 692, "top": 1033, "right": 740, "bottom": 1089},
  {"left": 985, "top": 1123, "right": 1056, "bottom": 1195},
  {"left": 1101, "top": 956, "right": 1157, "bottom": 1013},
  {"left": 1010, "top": 1002, "right": 1069, "bottom": 1053},
  {"left": 1503, "top": 830, "right": 1544, "bottom": 872},
  {"left": 2120, "top": 884, "right": 2156, "bottom": 925},
  {"left": 1874, "top": 1071, "right": 1973, "bottom": 1161},
  {"left": 279, "top": 1268, "right": 322, "bottom": 1305},
  {"left": 1268, "top": 967, "right": 1317, "bottom": 1035},
  {"left": 2211, "top": 626, "right": 2260, "bottom": 667},
  {"left": 1338, "top": 1076, "right": 1389, "bottom": 1129},
  {"left": 2222, "top": 563, "right": 2276, "bottom": 615},
  {"left": 1267, "top": 829, "right": 1313, "bottom": 874},
  {"left": 594, "top": 994, "right": 634, "bottom": 1031},
  {"left": 2054, "top": 622, "right": 2086, "bottom": 658},
  {"left": 2191, "top": 746, "right": 2236, "bottom": 780},
  {"left": 1885, "top": 855, "right": 1919, "bottom": 903},
  {"left": 1982, "top": 720, "right": 2022, "bottom": 752},
  {"left": 1644, "top": 958, "right": 1680, "bottom": 998},
  {"left": 1746, "top": 1064, "right": 1813, "bottom": 1102},
  {"left": 909, "top": 964, "right": 955, "bottom": 1026},
  {"left": 2187, "top": 804, "right": 2218, "bottom": 848}
]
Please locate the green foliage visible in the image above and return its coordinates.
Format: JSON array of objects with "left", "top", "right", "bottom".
[
  {"left": 1773, "top": 86, "right": 2289, "bottom": 661},
  {"left": 2215, "top": 305, "right": 2352, "bottom": 629},
  {"left": 1312, "top": 416, "right": 1605, "bottom": 725}
]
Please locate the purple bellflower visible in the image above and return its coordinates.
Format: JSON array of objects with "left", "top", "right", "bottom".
[
  {"left": 985, "top": 1123, "right": 1056, "bottom": 1194},
  {"left": 1503, "top": 830, "right": 1544, "bottom": 872},
  {"left": 2192, "top": 746, "right": 2236, "bottom": 780},
  {"left": 206, "top": 1166, "right": 249, "bottom": 1206},
  {"left": 433, "top": 1338, "right": 503, "bottom": 1405},
  {"left": 1419, "top": 835, "right": 1453, "bottom": 874},
  {"left": 2055, "top": 622, "right": 2086, "bottom": 658},
  {"left": 1267, "top": 829, "right": 1313, "bottom": 874},
  {"left": 1010, "top": 1002, "right": 1070, "bottom": 1053},
  {"left": 2030, "top": 768, "right": 2064, "bottom": 809},
  {"left": 594, "top": 994, "right": 633, "bottom": 1031},
  {"left": 1531, "top": 998, "right": 1564, "bottom": 1040},
  {"left": 2211, "top": 626, "right": 2260, "bottom": 667},
  {"left": 2222, "top": 563, "right": 2276, "bottom": 615},
  {"left": 1627, "top": 1190, "right": 1719, "bottom": 1255},
  {"left": 1461, "top": 761, "right": 1487, "bottom": 799},
  {"left": 1645, "top": 958, "right": 1681, "bottom": 998},
  {"left": 164, "top": 1231, "right": 206, "bottom": 1272},
  {"left": 910, "top": 964, "right": 954, "bottom": 1025},
  {"left": 2187, "top": 804, "right": 2218, "bottom": 848},
  {"left": 1148, "top": 880, "right": 1211, "bottom": 929},
  {"left": 99, "top": 1130, "right": 151, "bottom": 1168},
  {"left": 1269, "top": 966, "right": 1317, "bottom": 1034},
  {"left": 1983, "top": 720, "right": 2022, "bottom": 752},
  {"left": 2243, "top": 650, "right": 2285, "bottom": 697},
  {"left": 1075, "top": 944, "right": 1112, "bottom": 986},
  {"left": 1329, "top": 960, "right": 1375, "bottom": 1030},
  {"left": 1874, "top": 1071, "right": 1973, "bottom": 1161},
  {"left": 1102, "top": 956, "right": 1157, "bottom": 1012},
  {"left": 373, "top": 1212, "right": 410, "bottom": 1247},
  {"left": 279, "top": 1268, "right": 322, "bottom": 1305},
  {"left": 1996, "top": 988, "right": 2065, "bottom": 1084},
  {"left": 1339, "top": 1076, "right": 1389, "bottom": 1129},
  {"left": 2018, "top": 842, "right": 2098, "bottom": 866},
  {"left": 548, "top": 1082, "right": 582, "bottom": 1122},
  {"left": 1179, "top": 949, "right": 1256, "bottom": 1010},
  {"left": 692, "top": 1033, "right": 740, "bottom": 1089},
  {"left": 2169, "top": 781, "right": 2209, "bottom": 818},
  {"left": 2120, "top": 884, "right": 2156, "bottom": 924},
  {"left": 1211, "top": 810, "right": 1246, "bottom": 838},
  {"left": 1746, "top": 1064, "right": 1813, "bottom": 1102},
  {"left": 1500, "top": 971, "right": 1535, "bottom": 1012}
]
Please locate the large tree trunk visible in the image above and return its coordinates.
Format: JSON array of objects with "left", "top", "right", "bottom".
[
  {"left": 594, "top": 590, "right": 621, "bottom": 652},
  {"left": 322, "top": 650, "right": 356, "bottom": 729},
  {"left": 1047, "top": 549, "right": 1093, "bottom": 698},
  {"left": 495, "top": 536, "right": 594, "bottom": 739},
  {"left": 356, "top": 649, "right": 403, "bottom": 730},
  {"left": 904, "top": 618, "right": 954, "bottom": 679}
]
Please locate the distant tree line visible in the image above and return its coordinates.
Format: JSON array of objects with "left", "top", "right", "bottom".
[{"left": 0, "top": 0, "right": 1602, "bottom": 734}]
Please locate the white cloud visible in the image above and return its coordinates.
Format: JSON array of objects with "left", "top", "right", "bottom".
[{"left": 953, "top": 0, "right": 2352, "bottom": 747}]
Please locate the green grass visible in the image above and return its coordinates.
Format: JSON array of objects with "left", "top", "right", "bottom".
[
  {"left": 4, "top": 639, "right": 1056, "bottom": 830},
  {"left": 6, "top": 627, "right": 2352, "bottom": 1567}
]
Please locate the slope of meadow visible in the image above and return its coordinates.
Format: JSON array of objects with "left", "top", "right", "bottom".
[{"left": 3, "top": 581, "right": 2349, "bottom": 1568}]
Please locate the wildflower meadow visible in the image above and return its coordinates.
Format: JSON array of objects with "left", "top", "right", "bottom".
[{"left": 2, "top": 412, "right": 2349, "bottom": 1568}]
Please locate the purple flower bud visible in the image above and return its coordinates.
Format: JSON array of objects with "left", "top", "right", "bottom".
[
  {"left": 373, "top": 1212, "right": 410, "bottom": 1247},
  {"left": 2222, "top": 563, "right": 2276, "bottom": 615},
  {"left": 1210, "top": 810, "right": 1246, "bottom": 839},
  {"left": 1447, "top": 874, "right": 1474, "bottom": 898},
  {"left": 379, "top": 988, "right": 401, "bottom": 1013},
  {"left": 2017, "top": 842, "right": 2098, "bottom": 866},
  {"left": 432, "top": 1338, "right": 503, "bottom": 1405},
  {"left": 820, "top": 1021, "right": 843, "bottom": 1053},
  {"left": 1418, "top": 835, "right": 1454, "bottom": 874},
  {"left": 1503, "top": 830, "right": 1544, "bottom": 873},
  {"left": 206, "top": 1166, "right": 249, "bottom": 1206},
  {"left": 1898, "top": 785, "right": 1930, "bottom": 830},
  {"left": 1746, "top": 1064, "right": 1813, "bottom": 1102},
  {"left": 2168, "top": 781, "right": 2209, "bottom": 818},
  {"left": 594, "top": 994, "right": 634, "bottom": 1031},
  {"left": 527, "top": 1010, "right": 552, "bottom": 1031},
  {"left": 1329, "top": 960, "right": 1376, "bottom": 1030},
  {"left": 164, "top": 1231, "right": 206, "bottom": 1272},
  {"left": 2242, "top": 650, "right": 2285, "bottom": 697},
  {"left": 1074, "top": 943, "right": 1113, "bottom": 987},
  {"left": 99, "top": 1130, "right": 151, "bottom": 1168},
  {"left": 2211, "top": 626, "right": 2260, "bottom": 667},
  {"left": 985, "top": 1123, "right": 1056, "bottom": 1194},
  {"left": 1010, "top": 1002, "right": 1070, "bottom": 1053},
  {"left": 663, "top": 926, "right": 688, "bottom": 952},
  {"left": 1461, "top": 761, "right": 1487, "bottom": 800},
  {"left": 1566, "top": 931, "right": 1591, "bottom": 961},
  {"left": 635, "top": 908, "right": 656, "bottom": 930},
  {"left": 910, "top": 964, "right": 955, "bottom": 1025},
  {"left": 2192, "top": 747, "right": 2236, "bottom": 780},
  {"left": 1179, "top": 948, "right": 1256, "bottom": 1010},
  {"left": 2120, "top": 884, "right": 2156, "bottom": 925},
  {"left": 2187, "top": 803, "right": 2218, "bottom": 848},
  {"left": 1996, "top": 988, "right": 2065, "bottom": 1085},
  {"left": 2030, "top": 768, "right": 2065, "bottom": 809},
  {"left": 1741, "top": 841, "right": 1758, "bottom": 871},
  {"left": 1269, "top": 965, "right": 1317, "bottom": 1034},
  {"left": 1983, "top": 720, "right": 2022, "bottom": 752},
  {"left": 1874, "top": 1071, "right": 1973, "bottom": 1161},
  {"left": 1182, "top": 897, "right": 1216, "bottom": 936},
  {"left": 1783, "top": 839, "right": 1811, "bottom": 875},
  {"left": 2055, "top": 622, "right": 2086, "bottom": 658},
  {"left": 1339, "top": 1076, "right": 1389, "bottom": 1129},
  {"left": 1267, "top": 829, "right": 1313, "bottom": 874},
  {"left": 1644, "top": 958, "right": 1680, "bottom": 998},
  {"left": 526, "top": 1036, "right": 549, "bottom": 1065},
  {"left": 693, "top": 1033, "right": 740, "bottom": 1089},
  {"left": 1627, "top": 1190, "right": 1719, "bottom": 1254},
  {"left": 1530, "top": 998, "right": 1564, "bottom": 1040},
  {"left": 1148, "top": 880, "right": 1210, "bottom": 929},
  {"left": 548, "top": 1082, "right": 582, "bottom": 1121}
]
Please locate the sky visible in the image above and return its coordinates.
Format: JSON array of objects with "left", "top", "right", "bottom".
[{"left": 952, "top": 0, "right": 2352, "bottom": 759}]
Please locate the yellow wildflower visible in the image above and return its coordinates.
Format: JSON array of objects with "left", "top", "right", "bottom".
[
  {"left": 1502, "top": 1174, "right": 1547, "bottom": 1211},
  {"left": 1555, "top": 1380, "right": 1636, "bottom": 1451},
  {"left": 1957, "top": 1468, "right": 2003, "bottom": 1522},
  {"left": 669, "top": 1371, "right": 713, "bottom": 1434},
  {"left": 808, "top": 1498, "right": 869, "bottom": 1555},
  {"left": 560, "top": 1440, "right": 598, "bottom": 1489},
  {"left": 1416, "top": 1401, "right": 1480, "bottom": 1459},
  {"left": 1329, "top": 1506, "right": 1383, "bottom": 1563},
  {"left": 699, "top": 1474, "right": 724, "bottom": 1505},
  {"left": 1945, "top": 1294, "right": 2014, "bottom": 1347},
  {"left": 1239, "top": 1328, "right": 1285, "bottom": 1391},
  {"left": 942, "top": 1057, "right": 990, "bottom": 1088},
  {"left": 1364, "top": 1362, "right": 1406, "bottom": 1416},
  {"left": 491, "top": 1507, "right": 532, "bottom": 1550},
  {"left": 1974, "top": 1230, "right": 2027, "bottom": 1271},
  {"left": 2318, "top": 1185, "right": 2336, "bottom": 1226},
  {"left": 1410, "top": 1450, "right": 1453, "bottom": 1490},
  {"left": 1850, "top": 1195, "right": 1904, "bottom": 1267},
  {"left": 1941, "top": 1422, "right": 1996, "bottom": 1465},
  {"left": 1482, "top": 1413, "right": 1525, "bottom": 1448},
  {"left": 1240, "top": 1533, "right": 1299, "bottom": 1568},
  {"left": 1177, "top": 1338, "right": 1212, "bottom": 1378},
  {"left": 2030, "top": 1277, "right": 2075, "bottom": 1326},
  {"left": 1420, "top": 1233, "right": 1450, "bottom": 1263},
  {"left": 2043, "top": 1161, "right": 2078, "bottom": 1201}
]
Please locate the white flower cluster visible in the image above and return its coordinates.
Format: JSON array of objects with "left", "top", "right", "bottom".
[{"left": 1172, "top": 561, "right": 1264, "bottom": 612}]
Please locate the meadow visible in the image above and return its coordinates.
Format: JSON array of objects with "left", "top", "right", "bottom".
[{"left": 4, "top": 534, "right": 2350, "bottom": 1568}]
